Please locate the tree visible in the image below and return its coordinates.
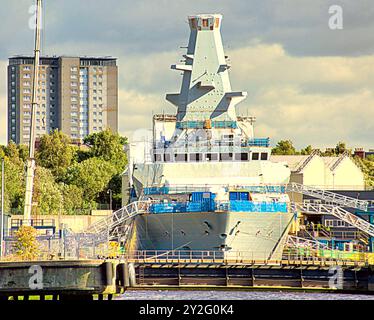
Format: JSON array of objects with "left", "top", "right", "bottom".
[
  {"left": 13, "top": 226, "right": 40, "bottom": 261},
  {"left": 300, "top": 145, "right": 313, "bottom": 155},
  {"left": 83, "top": 129, "right": 127, "bottom": 173},
  {"left": 64, "top": 158, "right": 117, "bottom": 205},
  {"left": 354, "top": 156, "right": 374, "bottom": 188},
  {"left": 272, "top": 140, "right": 297, "bottom": 155},
  {"left": 17, "top": 144, "right": 29, "bottom": 162},
  {"left": 4, "top": 141, "right": 25, "bottom": 166},
  {"left": 36, "top": 130, "right": 75, "bottom": 180},
  {"left": 83, "top": 130, "right": 128, "bottom": 209},
  {"left": 335, "top": 141, "right": 349, "bottom": 155},
  {"left": 33, "top": 167, "right": 63, "bottom": 215},
  {"left": 0, "top": 157, "right": 25, "bottom": 213},
  {"left": 59, "top": 183, "right": 86, "bottom": 214}
]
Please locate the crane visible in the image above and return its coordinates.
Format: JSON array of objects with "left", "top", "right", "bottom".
[{"left": 23, "top": 0, "right": 42, "bottom": 224}]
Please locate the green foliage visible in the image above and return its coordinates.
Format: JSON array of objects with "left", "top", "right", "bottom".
[
  {"left": 335, "top": 141, "right": 349, "bottom": 155},
  {"left": 36, "top": 130, "right": 75, "bottom": 180},
  {"left": 59, "top": 183, "right": 86, "bottom": 214},
  {"left": 271, "top": 140, "right": 297, "bottom": 155},
  {"left": 353, "top": 156, "right": 374, "bottom": 188},
  {"left": 4, "top": 141, "right": 25, "bottom": 166},
  {"left": 13, "top": 226, "right": 40, "bottom": 261},
  {"left": 0, "top": 144, "right": 26, "bottom": 213},
  {"left": 83, "top": 129, "right": 127, "bottom": 174},
  {"left": 300, "top": 145, "right": 313, "bottom": 155},
  {"left": 1, "top": 129, "right": 128, "bottom": 215},
  {"left": 64, "top": 157, "right": 117, "bottom": 204},
  {"left": 2, "top": 158, "right": 25, "bottom": 213},
  {"left": 33, "top": 167, "right": 63, "bottom": 215}
]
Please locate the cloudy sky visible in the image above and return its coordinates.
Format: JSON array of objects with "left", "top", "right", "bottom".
[{"left": 1, "top": 0, "right": 374, "bottom": 149}]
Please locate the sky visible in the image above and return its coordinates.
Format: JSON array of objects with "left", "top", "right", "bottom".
[{"left": 1, "top": 0, "right": 374, "bottom": 149}]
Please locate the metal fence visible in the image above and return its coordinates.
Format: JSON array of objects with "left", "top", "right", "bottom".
[{"left": 2, "top": 232, "right": 112, "bottom": 260}]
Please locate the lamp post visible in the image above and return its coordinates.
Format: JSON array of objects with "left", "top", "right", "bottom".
[
  {"left": 107, "top": 189, "right": 113, "bottom": 211},
  {"left": 0, "top": 159, "right": 5, "bottom": 258}
]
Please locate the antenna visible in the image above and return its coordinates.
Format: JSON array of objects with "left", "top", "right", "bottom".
[{"left": 23, "top": 0, "right": 42, "bottom": 224}]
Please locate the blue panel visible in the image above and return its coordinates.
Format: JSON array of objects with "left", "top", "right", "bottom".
[
  {"left": 230, "top": 201, "right": 287, "bottom": 213},
  {"left": 191, "top": 192, "right": 212, "bottom": 202},
  {"left": 186, "top": 202, "right": 202, "bottom": 212},
  {"left": 144, "top": 186, "right": 170, "bottom": 195},
  {"left": 240, "top": 192, "right": 249, "bottom": 200},
  {"left": 247, "top": 138, "right": 270, "bottom": 147},
  {"left": 229, "top": 192, "right": 239, "bottom": 201}
]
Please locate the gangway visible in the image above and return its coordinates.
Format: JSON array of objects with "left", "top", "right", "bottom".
[
  {"left": 291, "top": 202, "right": 374, "bottom": 238},
  {"left": 286, "top": 182, "right": 369, "bottom": 211},
  {"left": 79, "top": 200, "right": 151, "bottom": 241}
]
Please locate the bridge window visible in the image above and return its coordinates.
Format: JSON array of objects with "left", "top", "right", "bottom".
[
  {"left": 175, "top": 154, "right": 187, "bottom": 162},
  {"left": 261, "top": 153, "right": 268, "bottom": 160},
  {"left": 252, "top": 152, "right": 259, "bottom": 160},
  {"left": 164, "top": 154, "right": 171, "bottom": 162},
  {"left": 206, "top": 153, "right": 218, "bottom": 161},
  {"left": 154, "top": 154, "right": 162, "bottom": 162},
  {"left": 190, "top": 153, "right": 202, "bottom": 162},
  {"left": 220, "top": 153, "right": 233, "bottom": 161},
  {"left": 235, "top": 153, "right": 248, "bottom": 161}
]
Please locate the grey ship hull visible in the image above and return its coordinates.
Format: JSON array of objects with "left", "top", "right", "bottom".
[{"left": 128, "top": 211, "right": 295, "bottom": 261}]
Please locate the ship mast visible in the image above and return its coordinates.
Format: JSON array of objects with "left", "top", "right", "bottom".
[{"left": 23, "top": 0, "right": 42, "bottom": 225}]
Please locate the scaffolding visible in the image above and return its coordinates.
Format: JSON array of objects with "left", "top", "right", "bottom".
[{"left": 286, "top": 182, "right": 369, "bottom": 211}]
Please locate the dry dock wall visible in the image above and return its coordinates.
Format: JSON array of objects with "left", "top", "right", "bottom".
[{"left": 1, "top": 260, "right": 374, "bottom": 299}]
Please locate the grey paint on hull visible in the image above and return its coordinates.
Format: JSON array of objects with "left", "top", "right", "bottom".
[{"left": 130, "top": 211, "right": 294, "bottom": 260}]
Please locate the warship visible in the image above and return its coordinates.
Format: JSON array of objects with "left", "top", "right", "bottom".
[{"left": 126, "top": 14, "right": 294, "bottom": 260}]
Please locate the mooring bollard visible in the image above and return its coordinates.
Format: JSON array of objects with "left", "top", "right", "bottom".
[
  {"left": 116, "top": 262, "right": 130, "bottom": 288},
  {"left": 128, "top": 262, "right": 136, "bottom": 287},
  {"left": 101, "top": 261, "right": 114, "bottom": 286}
]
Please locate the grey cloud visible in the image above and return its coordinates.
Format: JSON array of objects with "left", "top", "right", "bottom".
[{"left": 1, "top": 0, "right": 374, "bottom": 60}]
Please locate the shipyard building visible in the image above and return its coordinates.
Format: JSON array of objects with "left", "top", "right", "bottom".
[{"left": 7, "top": 56, "right": 118, "bottom": 144}]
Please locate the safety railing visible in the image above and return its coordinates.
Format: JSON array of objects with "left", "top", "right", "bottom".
[
  {"left": 148, "top": 200, "right": 288, "bottom": 214},
  {"left": 286, "top": 182, "right": 369, "bottom": 211},
  {"left": 122, "top": 249, "right": 370, "bottom": 266}
]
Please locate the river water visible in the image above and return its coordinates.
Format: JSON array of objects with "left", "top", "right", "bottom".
[{"left": 117, "top": 289, "right": 374, "bottom": 300}]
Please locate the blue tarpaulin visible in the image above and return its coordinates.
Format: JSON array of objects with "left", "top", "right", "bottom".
[
  {"left": 150, "top": 200, "right": 288, "bottom": 213},
  {"left": 229, "top": 201, "right": 287, "bottom": 212}
]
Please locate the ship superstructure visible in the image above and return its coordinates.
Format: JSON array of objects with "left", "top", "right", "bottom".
[{"left": 126, "top": 14, "right": 295, "bottom": 260}]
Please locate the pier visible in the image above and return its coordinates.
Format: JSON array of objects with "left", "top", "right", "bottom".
[{"left": 1, "top": 251, "right": 374, "bottom": 300}]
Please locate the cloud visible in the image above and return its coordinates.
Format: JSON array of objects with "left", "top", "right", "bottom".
[
  {"left": 115, "top": 42, "right": 374, "bottom": 150},
  {"left": 1, "top": 1, "right": 374, "bottom": 150},
  {"left": 227, "top": 43, "right": 374, "bottom": 148},
  {"left": 2, "top": 0, "right": 374, "bottom": 59}
]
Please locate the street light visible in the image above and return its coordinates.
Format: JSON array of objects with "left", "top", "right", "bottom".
[{"left": 107, "top": 189, "right": 113, "bottom": 211}]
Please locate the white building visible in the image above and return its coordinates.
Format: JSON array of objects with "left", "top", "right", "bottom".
[{"left": 271, "top": 152, "right": 365, "bottom": 190}]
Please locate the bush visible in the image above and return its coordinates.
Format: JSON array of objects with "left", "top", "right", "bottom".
[{"left": 13, "top": 226, "right": 40, "bottom": 261}]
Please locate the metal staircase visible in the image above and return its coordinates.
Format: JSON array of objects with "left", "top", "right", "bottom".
[
  {"left": 295, "top": 149, "right": 320, "bottom": 173},
  {"left": 330, "top": 151, "right": 350, "bottom": 172},
  {"left": 80, "top": 200, "right": 151, "bottom": 240},
  {"left": 286, "top": 182, "right": 369, "bottom": 211},
  {"left": 291, "top": 202, "right": 374, "bottom": 237}
]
